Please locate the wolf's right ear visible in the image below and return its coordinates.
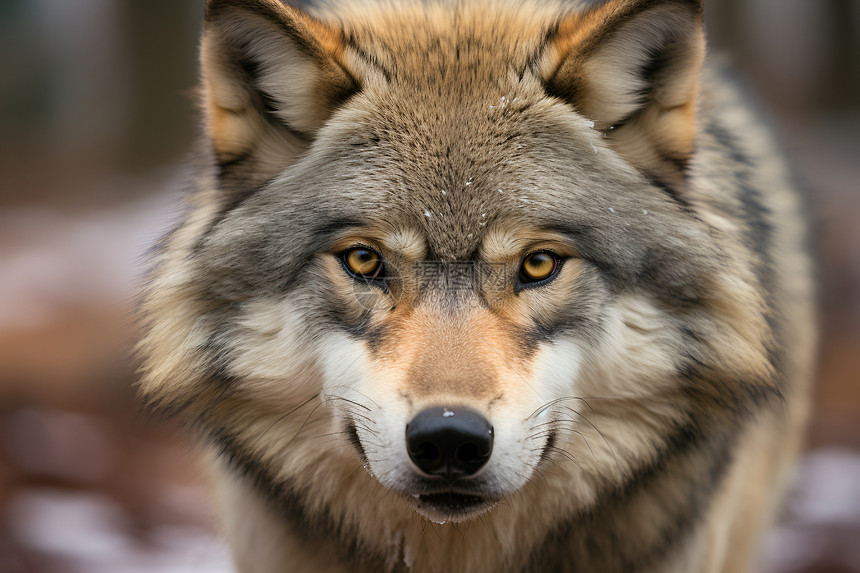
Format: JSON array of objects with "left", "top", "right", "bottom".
[{"left": 202, "top": 0, "right": 358, "bottom": 189}]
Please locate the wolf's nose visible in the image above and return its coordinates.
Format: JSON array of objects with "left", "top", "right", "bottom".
[{"left": 405, "top": 407, "right": 493, "bottom": 479}]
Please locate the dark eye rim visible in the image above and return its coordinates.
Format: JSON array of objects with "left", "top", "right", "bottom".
[
  {"left": 517, "top": 250, "right": 563, "bottom": 289},
  {"left": 339, "top": 246, "right": 385, "bottom": 282}
]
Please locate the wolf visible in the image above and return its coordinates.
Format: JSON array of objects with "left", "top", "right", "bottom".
[{"left": 137, "top": 0, "right": 817, "bottom": 571}]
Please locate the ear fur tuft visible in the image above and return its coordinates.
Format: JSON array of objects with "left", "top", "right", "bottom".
[
  {"left": 202, "top": 0, "right": 358, "bottom": 191},
  {"left": 541, "top": 0, "right": 705, "bottom": 189}
]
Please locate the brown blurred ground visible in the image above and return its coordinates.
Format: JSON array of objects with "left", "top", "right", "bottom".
[{"left": 1, "top": 1, "right": 859, "bottom": 572}]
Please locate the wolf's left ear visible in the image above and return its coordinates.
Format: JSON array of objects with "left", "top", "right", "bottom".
[
  {"left": 202, "top": 0, "right": 358, "bottom": 189},
  {"left": 540, "top": 0, "right": 705, "bottom": 189}
]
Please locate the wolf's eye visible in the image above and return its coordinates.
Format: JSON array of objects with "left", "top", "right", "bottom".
[
  {"left": 342, "top": 247, "right": 383, "bottom": 279},
  {"left": 519, "top": 252, "right": 560, "bottom": 284}
]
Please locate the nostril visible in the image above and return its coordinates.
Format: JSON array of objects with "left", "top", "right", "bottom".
[
  {"left": 410, "top": 441, "right": 441, "bottom": 465},
  {"left": 456, "top": 442, "right": 480, "bottom": 465},
  {"left": 405, "top": 407, "right": 494, "bottom": 479}
]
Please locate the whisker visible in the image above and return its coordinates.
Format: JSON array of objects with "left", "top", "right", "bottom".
[
  {"left": 262, "top": 392, "right": 320, "bottom": 436},
  {"left": 326, "top": 394, "right": 372, "bottom": 412},
  {"left": 559, "top": 405, "right": 623, "bottom": 473},
  {"left": 285, "top": 401, "right": 326, "bottom": 447}
]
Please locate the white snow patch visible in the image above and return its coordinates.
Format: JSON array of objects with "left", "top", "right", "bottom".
[
  {"left": 7, "top": 488, "right": 233, "bottom": 573},
  {"left": 0, "top": 185, "right": 177, "bottom": 331},
  {"left": 788, "top": 449, "right": 860, "bottom": 525}
]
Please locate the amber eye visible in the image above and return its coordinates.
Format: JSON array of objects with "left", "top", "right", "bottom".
[
  {"left": 342, "top": 247, "right": 383, "bottom": 279},
  {"left": 519, "top": 252, "right": 560, "bottom": 284}
]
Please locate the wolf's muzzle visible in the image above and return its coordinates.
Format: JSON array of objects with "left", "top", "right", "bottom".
[{"left": 405, "top": 407, "right": 493, "bottom": 479}]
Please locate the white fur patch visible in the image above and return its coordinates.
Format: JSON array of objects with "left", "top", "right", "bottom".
[{"left": 230, "top": 298, "right": 323, "bottom": 401}]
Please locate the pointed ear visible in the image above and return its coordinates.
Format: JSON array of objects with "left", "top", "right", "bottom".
[
  {"left": 541, "top": 0, "right": 705, "bottom": 189},
  {"left": 202, "top": 0, "right": 358, "bottom": 190}
]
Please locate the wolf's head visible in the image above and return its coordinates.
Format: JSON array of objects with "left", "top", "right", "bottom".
[{"left": 139, "top": 0, "right": 774, "bottom": 525}]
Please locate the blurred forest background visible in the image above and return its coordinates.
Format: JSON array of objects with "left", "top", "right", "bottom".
[{"left": 1, "top": 1, "right": 858, "bottom": 572}]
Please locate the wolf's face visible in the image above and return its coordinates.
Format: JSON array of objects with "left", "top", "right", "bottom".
[{"left": 140, "top": 0, "right": 774, "bottom": 525}]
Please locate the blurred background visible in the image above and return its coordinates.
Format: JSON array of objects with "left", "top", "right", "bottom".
[{"left": 0, "top": 1, "right": 858, "bottom": 571}]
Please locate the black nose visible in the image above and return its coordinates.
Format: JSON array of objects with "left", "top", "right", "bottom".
[{"left": 405, "top": 407, "right": 493, "bottom": 479}]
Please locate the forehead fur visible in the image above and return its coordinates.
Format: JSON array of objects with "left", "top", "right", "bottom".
[
  {"left": 300, "top": 0, "right": 645, "bottom": 261},
  {"left": 200, "top": 0, "right": 712, "bottom": 299}
]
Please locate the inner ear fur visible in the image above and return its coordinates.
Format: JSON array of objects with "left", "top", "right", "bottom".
[
  {"left": 541, "top": 0, "right": 705, "bottom": 189},
  {"left": 202, "top": 0, "right": 358, "bottom": 191}
]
